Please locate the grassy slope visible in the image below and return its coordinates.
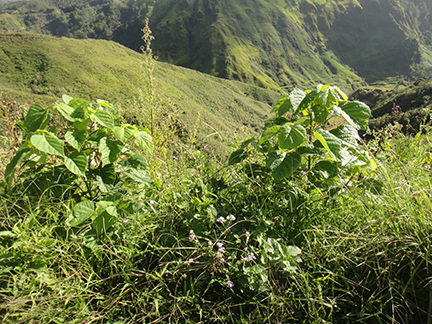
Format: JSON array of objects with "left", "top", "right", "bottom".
[{"left": 0, "top": 33, "right": 281, "bottom": 156}]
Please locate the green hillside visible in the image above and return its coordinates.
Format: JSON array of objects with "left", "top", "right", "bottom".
[
  {"left": 0, "top": 33, "right": 281, "bottom": 156},
  {"left": 1, "top": 0, "right": 431, "bottom": 90},
  {"left": 1, "top": 4, "right": 432, "bottom": 323},
  {"left": 148, "top": 0, "right": 365, "bottom": 90},
  {"left": 351, "top": 80, "right": 432, "bottom": 132}
]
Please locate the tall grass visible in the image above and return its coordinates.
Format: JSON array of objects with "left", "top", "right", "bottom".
[{"left": 1, "top": 92, "right": 431, "bottom": 322}]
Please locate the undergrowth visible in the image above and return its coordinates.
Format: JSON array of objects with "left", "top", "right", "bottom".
[{"left": 0, "top": 79, "right": 431, "bottom": 323}]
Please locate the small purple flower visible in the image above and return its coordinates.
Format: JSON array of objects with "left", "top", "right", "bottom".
[
  {"left": 215, "top": 252, "right": 225, "bottom": 261},
  {"left": 283, "top": 199, "right": 289, "bottom": 204},
  {"left": 216, "top": 242, "right": 225, "bottom": 253},
  {"left": 228, "top": 214, "right": 236, "bottom": 221},
  {"left": 247, "top": 252, "right": 257, "bottom": 261},
  {"left": 123, "top": 219, "right": 129, "bottom": 225},
  {"left": 227, "top": 280, "right": 234, "bottom": 288},
  {"left": 188, "top": 230, "right": 196, "bottom": 241},
  {"left": 149, "top": 200, "right": 156, "bottom": 205},
  {"left": 217, "top": 216, "right": 226, "bottom": 223},
  {"left": 184, "top": 258, "right": 194, "bottom": 265}
]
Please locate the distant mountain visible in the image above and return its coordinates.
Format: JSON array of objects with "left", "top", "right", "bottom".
[
  {"left": 0, "top": 0, "right": 20, "bottom": 5},
  {"left": 0, "top": 0, "right": 431, "bottom": 89}
]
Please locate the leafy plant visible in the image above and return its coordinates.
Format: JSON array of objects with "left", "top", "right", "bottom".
[
  {"left": 4, "top": 95, "right": 153, "bottom": 235},
  {"left": 230, "top": 84, "right": 375, "bottom": 190}
]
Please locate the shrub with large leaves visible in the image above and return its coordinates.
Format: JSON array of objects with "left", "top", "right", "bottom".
[
  {"left": 230, "top": 84, "right": 375, "bottom": 186},
  {"left": 4, "top": 95, "right": 153, "bottom": 235}
]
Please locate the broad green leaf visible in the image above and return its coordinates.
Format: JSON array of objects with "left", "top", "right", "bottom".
[
  {"left": 73, "top": 119, "right": 90, "bottom": 131},
  {"left": 4, "top": 147, "right": 31, "bottom": 185},
  {"left": 24, "top": 104, "right": 49, "bottom": 132},
  {"left": 315, "top": 87, "right": 329, "bottom": 106},
  {"left": 272, "top": 96, "right": 288, "bottom": 113},
  {"left": 330, "top": 105, "right": 358, "bottom": 129},
  {"left": 280, "top": 245, "right": 302, "bottom": 272},
  {"left": 295, "top": 90, "right": 317, "bottom": 115},
  {"left": 278, "top": 123, "right": 306, "bottom": 150},
  {"left": 240, "top": 137, "right": 256, "bottom": 148},
  {"left": 273, "top": 89, "right": 305, "bottom": 117},
  {"left": 327, "top": 88, "right": 340, "bottom": 106},
  {"left": 23, "top": 151, "right": 47, "bottom": 167},
  {"left": 312, "top": 103, "right": 331, "bottom": 125},
  {"left": 330, "top": 125, "right": 359, "bottom": 148},
  {"left": 135, "top": 131, "right": 154, "bottom": 155},
  {"left": 259, "top": 125, "right": 281, "bottom": 144},
  {"left": 341, "top": 101, "right": 372, "bottom": 130},
  {"left": 262, "top": 237, "right": 301, "bottom": 272},
  {"left": 91, "top": 111, "right": 115, "bottom": 130},
  {"left": 243, "top": 263, "right": 270, "bottom": 292},
  {"left": 297, "top": 144, "right": 314, "bottom": 155},
  {"left": 63, "top": 151, "right": 87, "bottom": 177},
  {"left": 271, "top": 152, "right": 301, "bottom": 180},
  {"left": 314, "top": 160, "right": 339, "bottom": 178},
  {"left": 66, "top": 99, "right": 91, "bottom": 125},
  {"left": 30, "top": 133, "right": 65, "bottom": 157},
  {"left": 114, "top": 125, "right": 137, "bottom": 143},
  {"left": 121, "top": 153, "right": 147, "bottom": 169},
  {"left": 289, "top": 88, "right": 306, "bottom": 112},
  {"left": 96, "top": 175, "right": 112, "bottom": 193},
  {"left": 62, "top": 94, "right": 73, "bottom": 104},
  {"left": 65, "top": 200, "right": 95, "bottom": 226},
  {"left": 56, "top": 102, "right": 77, "bottom": 122},
  {"left": 87, "top": 128, "right": 108, "bottom": 144},
  {"left": 99, "top": 137, "right": 122, "bottom": 166},
  {"left": 89, "top": 164, "right": 117, "bottom": 186},
  {"left": 228, "top": 148, "right": 249, "bottom": 165},
  {"left": 92, "top": 205, "right": 117, "bottom": 236},
  {"left": 276, "top": 98, "right": 292, "bottom": 117},
  {"left": 65, "top": 129, "right": 87, "bottom": 150},
  {"left": 124, "top": 168, "right": 151, "bottom": 185},
  {"left": 68, "top": 98, "right": 90, "bottom": 111},
  {"left": 294, "top": 116, "right": 308, "bottom": 126},
  {"left": 71, "top": 107, "right": 88, "bottom": 121},
  {"left": 313, "top": 129, "right": 343, "bottom": 161},
  {"left": 334, "top": 86, "right": 348, "bottom": 101},
  {"left": 97, "top": 100, "right": 114, "bottom": 109}
]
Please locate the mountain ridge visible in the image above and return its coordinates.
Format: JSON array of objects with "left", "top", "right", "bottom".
[{"left": 1, "top": 0, "right": 431, "bottom": 90}]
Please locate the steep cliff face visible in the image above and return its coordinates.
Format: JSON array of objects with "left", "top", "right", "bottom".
[
  {"left": 149, "top": 0, "right": 226, "bottom": 76},
  {"left": 149, "top": 0, "right": 365, "bottom": 89},
  {"left": 322, "top": 0, "right": 432, "bottom": 82},
  {"left": 147, "top": 0, "right": 432, "bottom": 87}
]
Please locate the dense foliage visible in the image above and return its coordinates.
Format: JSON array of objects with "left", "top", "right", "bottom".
[
  {"left": 230, "top": 84, "right": 373, "bottom": 182},
  {"left": 1, "top": 84, "right": 431, "bottom": 323}
]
